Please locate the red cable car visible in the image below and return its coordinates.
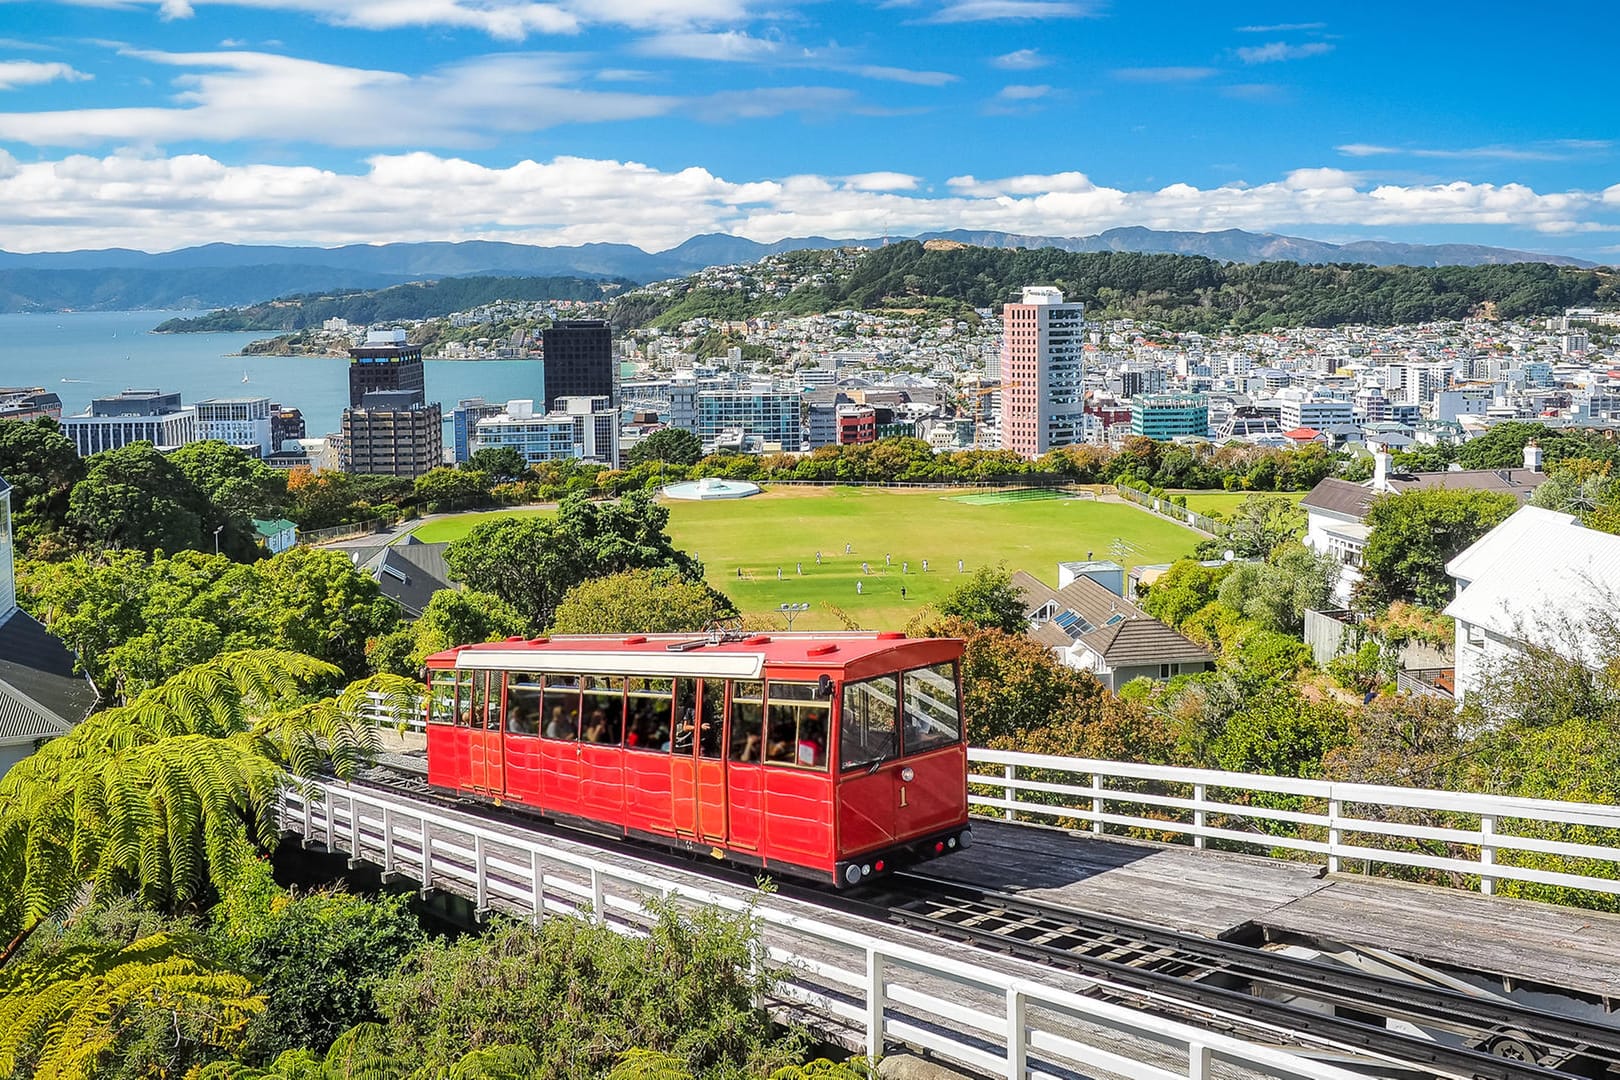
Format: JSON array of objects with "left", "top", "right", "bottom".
[{"left": 422, "top": 631, "right": 972, "bottom": 887}]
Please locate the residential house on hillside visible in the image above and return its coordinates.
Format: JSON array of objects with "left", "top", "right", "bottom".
[
  {"left": 1303, "top": 446, "right": 1546, "bottom": 605},
  {"left": 1443, "top": 506, "right": 1620, "bottom": 704},
  {"left": 0, "top": 476, "right": 99, "bottom": 774},
  {"left": 365, "top": 537, "right": 456, "bottom": 619},
  {"left": 1012, "top": 563, "right": 1213, "bottom": 691}
]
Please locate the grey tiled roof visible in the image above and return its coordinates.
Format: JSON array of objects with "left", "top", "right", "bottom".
[
  {"left": 1011, "top": 571, "right": 1212, "bottom": 669},
  {"left": 0, "top": 610, "right": 98, "bottom": 740}
]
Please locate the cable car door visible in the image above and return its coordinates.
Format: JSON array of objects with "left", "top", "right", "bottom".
[
  {"left": 671, "top": 679, "right": 728, "bottom": 843},
  {"left": 468, "top": 670, "right": 505, "bottom": 795}
]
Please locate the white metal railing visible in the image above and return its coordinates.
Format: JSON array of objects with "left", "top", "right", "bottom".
[
  {"left": 281, "top": 778, "right": 1368, "bottom": 1080},
  {"left": 358, "top": 695, "right": 1620, "bottom": 900},
  {"left": 972, "top": 748, "right": 1620, "bottom": 898}
]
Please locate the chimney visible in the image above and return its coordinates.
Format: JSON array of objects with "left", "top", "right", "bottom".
[
  {"left": 1524, "top": 440, "right": 1544, "bottom": 473},
  {"left": 1372, "top": 449, "right": 1391, "bottom": 492}
]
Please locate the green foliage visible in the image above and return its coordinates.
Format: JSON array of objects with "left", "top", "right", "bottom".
[
  {"left": 66, "top": 441, "right": 240, "bottom": 557},
  {"left": 1196, "top": 494, "right": 1306, "bottom": 559},
  {"left": 627, "top": 428, "right": 704, "bottom": 468},
  {"left": 373, "top": 904, "right": 798, "bottom": 1080},
  {"left": 210, "top": 861, "right": 425, "bottom": 1060},
  {"left": 0, "top": 651, "right": 393, "bottom": 941},
  {"left": 285, "top": 470, "right": 413, "bottom": 531},
  {"left": 154, "top": 276, "right": 630, "bottom": 332},
  {"left": 464, "top": 445, "right": 529, "bottom": 483},
  {"left": 19, "top": 547, "right": 399, "bottom": 695},
  {"left": 1359, "top": 489, "right": 1518, "bottom": 609},
  {"left": 619, "top": 243, "right": 1606, "bottom": 332},
  {"left": 936, "top": 564, "right": 1026, "bottom": 634},
  {"left": 0, "top": 417, "right": 83, "bottom": 549},
  {"left": 170, "top": 441, "right": 290, "bottom": 523},
  {"left": 1140, "top": 560, "right": 1232, "bottom": 629},
  {"left": 370, "top": 587, "right": 529, "bottom": 675},
  {"left": 1211, "top": 688, "right": 1350, "bottom": 778},
  {"left": 446, "top": 491, "right": 702, "bottom": 630},
  {"left": 1327, "top": 641, "right": 1395, "bottom": 695},
  {"left": 0, "top": 931, "right": 261, "bottom": 1080},
  {"left": 550, "top": 568, "right": 738, "bottom": 634},
  {"left": 1215, "top": 543, "right": 1338, "bottom": 635},
  {"left": 414, "top": 466, "right": 493, "bottom": 512}
]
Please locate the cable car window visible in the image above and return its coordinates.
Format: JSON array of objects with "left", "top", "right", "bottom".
[
  {"left": 840, "top": 676, "right": 898, "bottom": 771},
  {"left": 699, "top": 680, "right": 725, "bottom": 759},
  {"left": 469, "top": 670, "right": 491, "bottom": 730},
  {"left": 455, "top": 670, "right": 474, "bottom": 727},
  {"left": 625, "top": 677, "right": 673, "bottom": 752},
  {"left": 903, "top": 662, "right": 962, "bottom": 754},
  {"left": 542, "top": 675, "right": 581, "bottom": 741},
  {"left": 582, "top": 675, "right": 624, "bottom": 745},
  {"left": 765, "top": 681, "right": 830, "bottom": 771},
  {"left": 729, "top": 681, "right": 764, "bottom": 762},
  {"left": 428, "top": 670, "right": 457, "bottom": 725},
  {"left": 482, "top": 670, "right": 502, "bottom": 731},
  {"left": 505, "top": 672, "right": 542, "bottom": 736}
]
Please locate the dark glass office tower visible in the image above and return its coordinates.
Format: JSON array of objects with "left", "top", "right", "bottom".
[{"left": 542, "top": 319, "right": 615, "bottom": 406}]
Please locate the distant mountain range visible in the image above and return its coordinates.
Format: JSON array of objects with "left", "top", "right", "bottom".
[{"left": 0, "top": 228, "right": 1600, "bottom": 313}]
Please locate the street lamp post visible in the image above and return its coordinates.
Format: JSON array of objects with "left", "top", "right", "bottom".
[
  {"left": 213, "top": 524, "right": 224, "bottom": 556},
  {"left": 778, "top": 602, "right": 810, "bottom": 630}
]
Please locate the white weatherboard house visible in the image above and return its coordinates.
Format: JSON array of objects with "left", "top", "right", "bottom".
[{"left": 1444, "top": 506, "right": 1620, "bottom": 705}]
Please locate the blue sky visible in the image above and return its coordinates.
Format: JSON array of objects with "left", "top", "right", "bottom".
[{"left": 0, "top": 0, "right": 1615, "bottom": 257}]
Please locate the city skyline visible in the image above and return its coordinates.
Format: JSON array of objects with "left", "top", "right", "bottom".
[{"left": 0, "top": 2, "right": 1615, "bottom": 257}]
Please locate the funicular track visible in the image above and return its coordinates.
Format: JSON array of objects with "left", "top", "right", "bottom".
[{"left": 348, "top": 766, "right": 1620, "bottom": 1080}]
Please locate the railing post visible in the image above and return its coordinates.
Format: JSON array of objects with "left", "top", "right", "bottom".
[
  {"left": 1005, "top": 987, "right": 1027, "bottom": 1080},
  {"left": 1188, "top": 1042, "right": 1211, "bottom": 1080},
  {"left": 1003, "top": 763, "right": 1017, "bottom": 821},
  {"left": 302, "top": 791, "right": 314, "bottom": 845},
  {"left": 591, "top": 866, "right": 605, "bottom": 924},
  {"left": 326, "top": 793, "right": 337, "bottom": 850},
  {"left": 530, "top": 849, "right": 546, "bottom": 922},
  {"left": 865, "top": 947, "right": 886, "bottom": 1061},
  {"left": 421, "top": 824, "right": 434, "bottom": 892},
  {"left": 350, "top": 794, "right": 362, "bottom": 857},
  {"left": 474, "top": 834, "right": 488, "bottom": 914},
  {"left": 1479, "top": 814, "right": 1497, "bottom": 896},
  {"left": 1327, "top": 798, "right": 1342, "bottom": 874},
  {"left": 1192, "top": 783, "right": 1206, "bottom": 850},
  {"left": 1090, "top": 773, "right": 1104, "bottom": 835},
  {"left": 382, "top": 807, "right": 395, "bottom": 876}
]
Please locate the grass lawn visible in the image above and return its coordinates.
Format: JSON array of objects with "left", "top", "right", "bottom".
[
  {"left": 411, "top": 487, "right": 1202, "bottom": 631},
  {"left": 1174, "top": 490, "right": 1308, "bottom": 519},
  {"left": 411, "top": 506, "right": 552, "bottom": 543}
]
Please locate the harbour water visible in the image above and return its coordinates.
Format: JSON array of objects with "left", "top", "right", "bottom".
[{"left": 0, "top": 310, "right": 545, "bottom": 439}]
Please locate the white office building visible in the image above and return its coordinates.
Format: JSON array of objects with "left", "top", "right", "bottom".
[
  {"left": 1277, "top": 393, "right": 1354, "bottom": 431},
  {"left": 473, "top": 397, "right": 619, "bottom": 468},
  {"left": 195, "top": 397, "right": 274, "bottom": 456},
  {"left": 695, "top": 387, "right": 803, "bottom": 451},
  {"left": 60, "top": 389, "right": 199, "bottom": 457}
]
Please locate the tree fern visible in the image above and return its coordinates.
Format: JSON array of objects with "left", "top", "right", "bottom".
[{"left": 0, "top": 931, "right": 261, "bottom": 1080}]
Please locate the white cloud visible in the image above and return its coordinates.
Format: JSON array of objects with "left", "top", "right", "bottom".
[
  {"left": 991, "top": 48, "right": 1048, "bottom": 70},
  {"left": 0, "top": 60, "right": 91, "bottom": 90},
  {"left": 1112, "top": 66, "right": 1217, "bottom": 82},
  {"left": 1235, "top": 41, "right": 1333, "bottom": 64},
  {"left": 995, "top": 83, "right": 1050, "bottom": 100},
  {"left": 0, "top": 153, "right": 1610, "bottom": 254},
  {"left": 924, "top": 0, "right": 1091, "bottom": 23},
  {"left": 0, "top": 49, "right": 872, "bottom": 147},
  {"left": 634, "top": 30, "right": 956, "bottom": 84},
  {"left": 843, "top": 171, "right": 919, "bottom": 191},
  {"left": 1339, "top": 141, "right": 1613, "bottom": 162},
  {"left": 1236, "top": 22, "right": 1325, "bottom": 33}
]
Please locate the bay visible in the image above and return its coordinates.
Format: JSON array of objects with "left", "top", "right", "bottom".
[{"left": 0, "top": 310, "right": 545, "bottom": 442}]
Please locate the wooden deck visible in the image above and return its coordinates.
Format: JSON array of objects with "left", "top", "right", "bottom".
[
  {"left": 931, "top": 819, "right": 1331, "bottom": 938},
  {"left": 934, "top": 821, "right": 1620, "bottom": 999}
]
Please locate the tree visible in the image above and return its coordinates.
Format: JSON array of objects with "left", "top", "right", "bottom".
[
  {"left": 957, "top": 628, "right": 1103, "bottom": 745},
  {"left": 415, "top": 466, "right": 491, "bottom": 511},
  {"left": 67, "top": 442, "right": 224, "bottom": 555},
  {"left": 170, "top": 440, "right": 289, "bottom": 522},
  {"left": 550, "top": 568, "right": 738, "bottom": 634},
  {"left": 1360, "top": 489, "right": 1518, "bottom": 609},
  {"left": 446, "top": 492, "right": 702, "bottom": 630},
  {"left": 936, "top": 565, "right": 1026, "bottom": 634},
  {"left": 1140, "top": 560, "right": 1232, "bottom": 629},
  {"left": 243, "top": 547, "right": 402, "bottom": 678},
  {"left": 464, "top": 445, "right": 529, "bottom": 483},
  {"left": 0, "top": 417, "right": 83, "bottom": 547},
  {"left": 1216, "top": 543, "right": 1338, "bottom": 635},
  {"left": 1199, "top": 494, "right": 1306, "bottom": 559},
  {"left": 627, "top": 428, "right": 704, "bottom": 468},
  {"left": 371, "top": 588, "right": 529, "bottom": 675}
]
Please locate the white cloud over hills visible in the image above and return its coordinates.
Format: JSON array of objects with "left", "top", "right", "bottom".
[{"left": 0, "top": 151, "right": 1612, "bottom": 254}]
